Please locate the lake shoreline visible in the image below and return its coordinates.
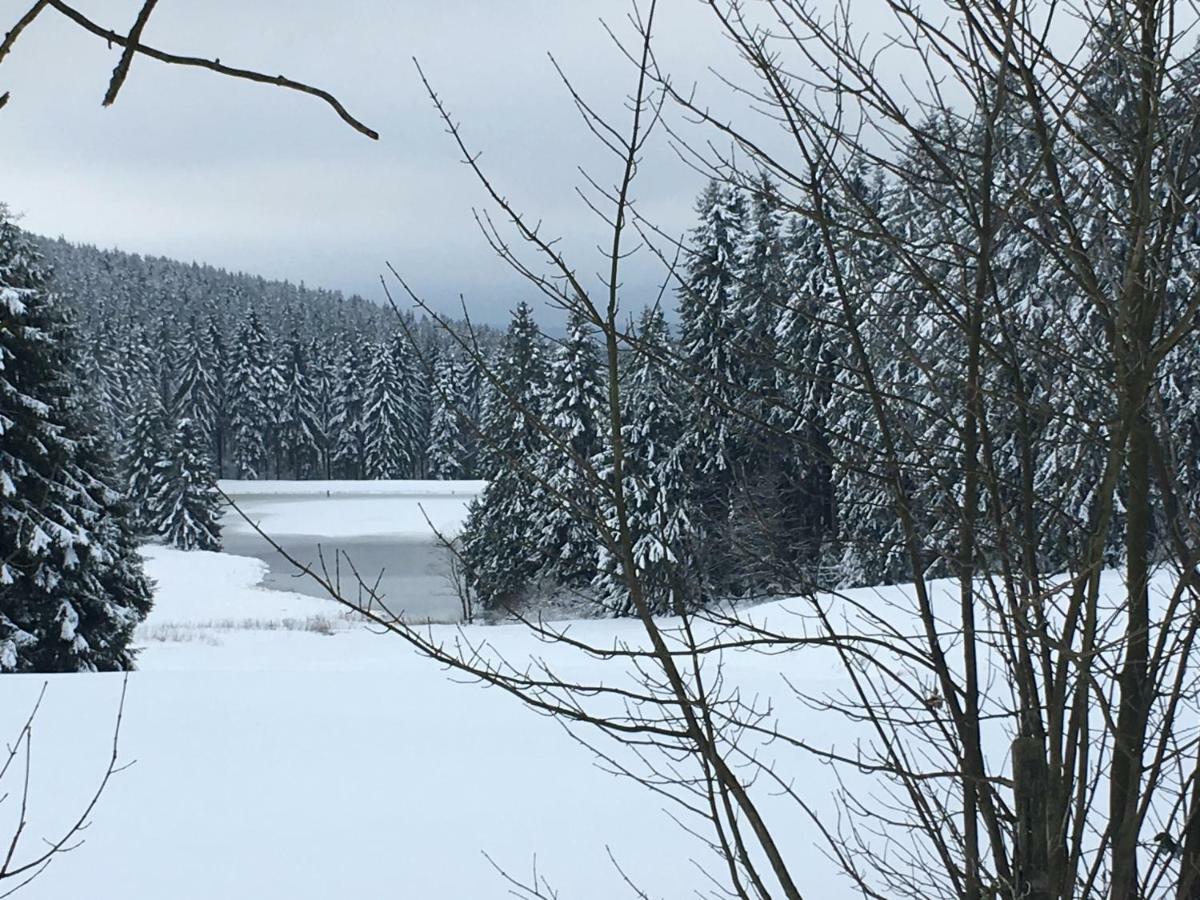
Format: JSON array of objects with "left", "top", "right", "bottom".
[{"left": 217, "top": 482, "right": 482, "bottom": 623}]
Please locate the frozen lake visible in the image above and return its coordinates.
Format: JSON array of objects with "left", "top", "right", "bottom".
[{"left": 219, "top": 480, "right": 486, "bottom": 623}]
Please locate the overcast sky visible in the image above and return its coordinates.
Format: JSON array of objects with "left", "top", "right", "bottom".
[{"left": 0, "top": 1, "right": 763, "bottom": 324}]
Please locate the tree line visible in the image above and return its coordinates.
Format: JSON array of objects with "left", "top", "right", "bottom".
[
  {"left": 35, "top": 239, "right": 500, "bottom": 549},
  {"left": 459, "top": 159, "right": 1200, "bottom": 616}
]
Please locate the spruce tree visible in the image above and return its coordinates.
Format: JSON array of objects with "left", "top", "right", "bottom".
[
  {"left": 537, "top": 313, "right": 606, "bottom": 586},
  {"left": 363, "top": 335, "right": 413, "bottom": 479},
  {"left": 205, "top": 314, "right": 230, "bottom": 477},
  {"left": 0, "top": 211, "right": 152, "bottom": 672},
  {"left": 726, "top": 176, "right": 799, "bottom": 586},
  {"left": 461, "top": 303, "right": 549, "bottom": 608},
  {"left": 276, "top": 332, "right": 322, "bottom": 478},
  {"left": 308, "top": 337, "right": 336, "bottom": 478},
  {"left": 124, "top": 393, "right": 170, "bottom": 534},
  {"left": 331, "top": 343, "right": 368, "bottom": 478},
  {"left": 478, "top": 302, "right": 547, "bottom": 475},
  {"left": 596, "top": 306, "right": 701, "bottom": 614},
  {"left": 427, "top": 351, "right": 469, "bottom": 479},
  {"left": 774, "top": 211, "right": 838, "bottom": 574},
  {"left": 173, "top": 316, "right": 218, "bottom": 456},
  {"left": 263, "top": 340, "right": 290, "bottom": 478},
  {"left": 406, "top": 336, "right": 434, "bottom": 479},
  {"left": 678, "top": 180, "right": 747, "bottom": 478},
  {"left": 677, "top": 180, "right": 747, "bottom": 591},
  {"left": 229, "top": 311, "right": 271, "bottom": 479},
  {"left": 155, "top": 417, "right": 223, "bottom": 551}
]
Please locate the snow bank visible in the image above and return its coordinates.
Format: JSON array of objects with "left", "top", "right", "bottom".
[{"left": 137, "top": 544, "right": 339, "bottom": 629}]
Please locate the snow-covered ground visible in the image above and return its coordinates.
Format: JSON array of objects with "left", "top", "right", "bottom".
[
  {"left": 0, "top": 493, "right": 1174, "bottom": 898},
  {"left": 2, "top": 546, "right": 840, "bottom": 899}
]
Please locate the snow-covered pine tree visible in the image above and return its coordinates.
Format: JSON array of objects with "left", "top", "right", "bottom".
[
  {"left": 71, "top": 335, "right": 121, "bottom": 451},
  {"left": 596, "top": 306, "right": 701, "bottom": 615},
  {"left": 34, "top": 238, "right": 502, "bottom": 489},
  {"left": 124, "top": 393, "right": 171, "bottom": 534},
  {"left": 406, "top": 336, "right": 434, "bottom": 479},
  {"left": 457, "top": 351, "right": 484, "bottom": 478},
  {"left": 816, "top": 168, "right": 920, "bottom": 586},
  {"left": 731, "top": 175, "right": 787, "bottom": 428},
  {"left": 229, "top": 310, "right": 272, "bottom": 479},
  {"left": 204, "top": 314, "right": 230, "bottom": 476},
  {"left": 276, "top": 332, "right": 322, "bottom": 478},
  {"left": 726, "top": 175, "right": 799, "bottom": 587},
  {"left": 773, "top": 210, "right": 839, "bottom": 577},
  {"left": 477, "top": 302, "right": 547, "bottom": 477},
  {"left": 537, "top": 312, "right": 606, "bottom": 586},
  {"left": 1159, "top": 61, "right": 1200, "bottom": 530},
  {"left": 460, "top": 302, "right": 549, "bottom": 608},
  {"left": 330, "top": 342, "right": 368, "bottom": 478},
  {"left": 262, "top": 338, "right": 290, "bottom": 479},
  {"left": 113, "top": 325, "right": 158, "bottom": 457},
  {"left": 173, "top": 316, "right": 218, "bottom": 459},
  {"left": 155, "top": 417, "right": 223, "bottom": 551},
  {"left": 307, "top": 337, "right": 336, "bottom": 478},
  {"left": 677, "top": 179, "right": 747, "bottom": 591},
  {"left": 0, "top": 209, "right": 152, "bottom": 671},
  {"left": 151, "top": 313, "right": 184, "bottom": 409},
  {"left": 363, "top": 335, "right": 413, "bottom": 479},
  {"left": 1026, "top": 24, "right": 1137, "bottom": 569},
  {"left": 427, "top": 350, "right": 469, "bottom": 479}
]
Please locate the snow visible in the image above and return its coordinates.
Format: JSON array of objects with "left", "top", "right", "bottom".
[
  {"left": 218, "top": 484, "right": 478, "bottom": 622},
  {"left": 2, "top": 545, "right": 838, "bottom": 899},
  {"left": 138, "top": 544, "right": 337, "bottom": 628},
  {"left": 1, "top": 536, "right": 1181, "bottom": 898}
]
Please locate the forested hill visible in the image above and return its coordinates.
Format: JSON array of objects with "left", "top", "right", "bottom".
[
  {"left": 36, "top": 236, "right": 438, "bottom": 347},
  {"left": 33, "top": 235, "right": 495, "bottom": 485}
]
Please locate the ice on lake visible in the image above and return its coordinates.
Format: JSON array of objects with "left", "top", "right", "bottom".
[{"left": 218, "top": 480, "right": 485, "bottom": 623}]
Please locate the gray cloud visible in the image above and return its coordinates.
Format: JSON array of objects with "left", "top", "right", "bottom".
[{"left": 0, "top": 0, "right": 745, "bottom": 324}]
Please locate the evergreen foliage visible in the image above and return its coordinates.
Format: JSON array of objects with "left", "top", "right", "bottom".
[
  {"left": 427, "top": 351, "right": 470, "bottom": 480},
  {"left": 461, "top": 303, "right": 549, "bottom": 608},
  {"left": 37, "top": 238, "right": 496, "bottom": 484},
  {"left": 124, "top": 394, "right": 170, "bottom": 535},
  {"left": 155, "top": 417, "right": 223, "bottom": 551},
  {"left": 0, "top": 210, "right": 152, "bottom": 672},
  {"left": 363, "top": 335, "right": 414, "bottom": 479},
  {"left": 537, "top": 313, "right": 606, "bottom": 586}
]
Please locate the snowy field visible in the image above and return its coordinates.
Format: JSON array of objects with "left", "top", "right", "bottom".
[
  {"left": 0, "top": 546, "right": 846, "bottom": 900},
  {"left": 219, "top": 479, "right": 486, "bottom": 622},
  {"left": 0, "top": 497, "right": 1173, "bottom": 898}
]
